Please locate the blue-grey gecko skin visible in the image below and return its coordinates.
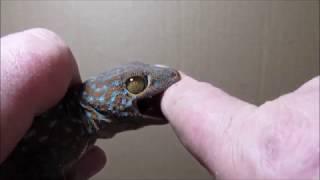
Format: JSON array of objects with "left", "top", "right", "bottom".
[{"left": 0, "top": 62, "right": 180, "bottom": 180}]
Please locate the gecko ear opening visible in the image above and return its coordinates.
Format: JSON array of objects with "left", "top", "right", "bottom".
[{"left": 137, "top": 93, "right": 168, "bottom": 124}]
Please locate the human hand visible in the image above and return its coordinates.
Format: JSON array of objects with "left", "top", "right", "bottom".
[
  {"left": 0, "top": 28, "right": 106, "bottom": 179},
  {"left": 162, "top": 74, "right": 319, "bottom": 179}
]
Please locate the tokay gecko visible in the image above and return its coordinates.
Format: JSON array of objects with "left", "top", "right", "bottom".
[{"left": 0, "top": 62, "right": 181, "bottom": 180}]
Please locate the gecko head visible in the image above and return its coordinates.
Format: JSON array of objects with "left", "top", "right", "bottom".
[{"left": 79, "top": 62, "right": 180, "bottom": 138}]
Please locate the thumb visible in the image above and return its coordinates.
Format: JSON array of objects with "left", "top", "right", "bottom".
[{"left": 0, "top": 28, "right": 80, "bottom": 163}]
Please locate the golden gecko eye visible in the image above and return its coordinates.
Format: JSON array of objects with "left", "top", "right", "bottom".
[{"left": 126, "top": 76, "right": 147, "bottom": 94}]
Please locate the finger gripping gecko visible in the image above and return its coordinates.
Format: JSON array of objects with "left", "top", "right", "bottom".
[{"left": 0, "top": 62, "right": 181, "bottom": 180}]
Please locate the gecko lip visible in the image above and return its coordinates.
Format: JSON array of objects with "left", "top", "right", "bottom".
[{"left": 137, "top": 93, "right": 168, "bottom": 124}]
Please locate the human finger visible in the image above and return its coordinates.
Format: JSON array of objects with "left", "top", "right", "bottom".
[
  {"left": 162, "top": 74, "right": 319, "bottom": 179},
  {"left": 67, "top": 145, "right": 106, "bottom": 180},
  {"left": 161, "top": 74, "right": 255, "bottom": 174},
  {"left": 0, "top": 28, "right": 80, "bottom": 163}
]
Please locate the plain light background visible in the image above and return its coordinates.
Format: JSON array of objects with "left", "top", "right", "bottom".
[{"left": 1, "top": 1, "right": 319, "bottom": 179}]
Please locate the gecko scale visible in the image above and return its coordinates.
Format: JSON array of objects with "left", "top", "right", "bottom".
[{"left": 0, "top": 62, "right": 180, "bottom": 180}]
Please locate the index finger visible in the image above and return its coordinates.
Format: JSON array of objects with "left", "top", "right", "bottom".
[{"left": 161, "top": 74, "right": 255, "bottom": 174}]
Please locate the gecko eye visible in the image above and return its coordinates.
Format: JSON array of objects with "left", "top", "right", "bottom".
[{"left": 126, "top": 76, "right": 147, "bottom": 94}]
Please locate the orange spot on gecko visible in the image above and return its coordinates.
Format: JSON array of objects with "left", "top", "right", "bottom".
[{"left": 94, "top": 92, "right": 101, "bottom": 97}]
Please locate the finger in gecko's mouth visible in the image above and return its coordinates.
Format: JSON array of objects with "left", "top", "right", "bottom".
[{"left": 137, "top": 93, "right": 168, "bottom": 124}]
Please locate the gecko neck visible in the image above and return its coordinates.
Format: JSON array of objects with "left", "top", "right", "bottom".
[{"left": 70, "top": 84, "right": 114, "bottom": 138}]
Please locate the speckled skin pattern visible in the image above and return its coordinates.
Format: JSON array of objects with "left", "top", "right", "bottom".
[{"left": 0, "top": 62, "right": 180, "bottom": 180}]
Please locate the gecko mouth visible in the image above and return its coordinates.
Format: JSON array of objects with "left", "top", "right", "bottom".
[{"left": 137, "top": 93, "right": 168, "bottom": 124}]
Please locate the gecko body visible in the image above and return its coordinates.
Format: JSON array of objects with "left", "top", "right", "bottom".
[{"left": 0, "top": 62, "right": 180, "bottom": 180}]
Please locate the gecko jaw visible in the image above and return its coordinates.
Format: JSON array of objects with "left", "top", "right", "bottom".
[{"left": 137, "top": 93, "right": 168, "bottom": 125}]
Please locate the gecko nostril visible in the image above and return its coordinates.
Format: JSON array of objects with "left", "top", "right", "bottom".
[{"left": 170, "top": 71, "right": 180, "bottom": 79}]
